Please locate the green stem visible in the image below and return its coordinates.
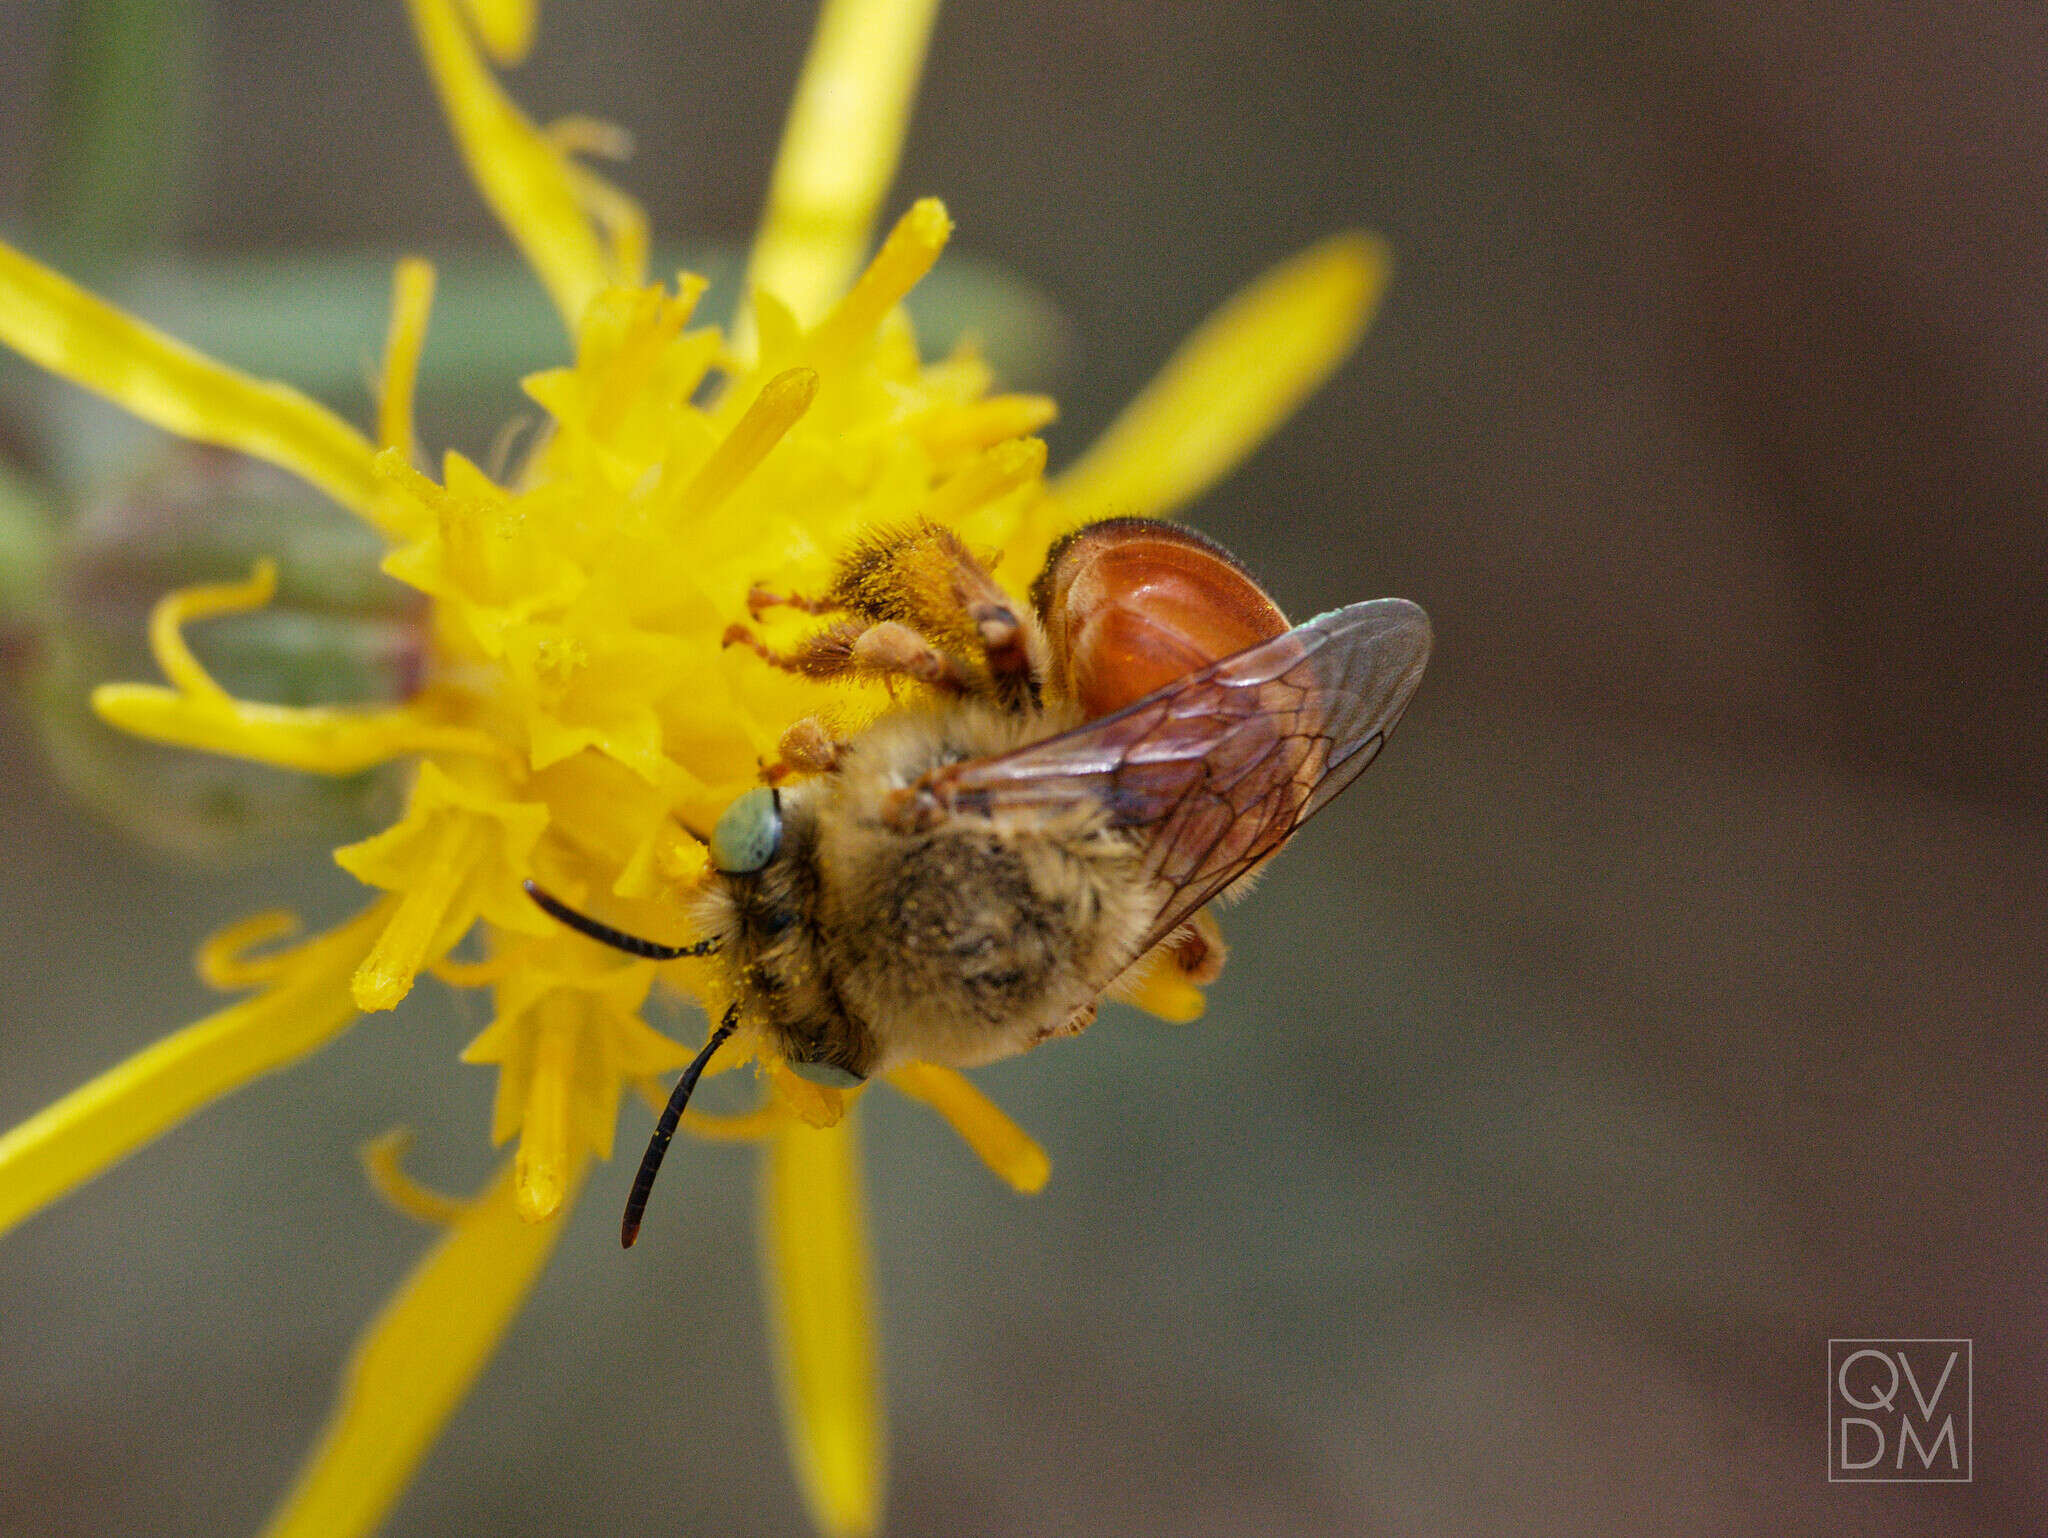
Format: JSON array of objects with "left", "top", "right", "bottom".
[{"left": 35, "top": 0, "right": 209, "bottom": 268}]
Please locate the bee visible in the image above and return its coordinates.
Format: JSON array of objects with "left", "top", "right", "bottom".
[{"left": 525, "top": 517, "right": 1431, "bottom": 1244}]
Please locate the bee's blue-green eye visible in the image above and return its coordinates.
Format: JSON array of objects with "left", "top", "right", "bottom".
[
  {"left": 787, "top": 1058, "right": 865, "bottom": 1088},
  {"left": 709, "top": 786, "right": 782, "bottom": 875}
]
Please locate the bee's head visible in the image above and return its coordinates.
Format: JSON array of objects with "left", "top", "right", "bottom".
[
  {"left": 523, "top": 790, "right": 864, "bottom": 1251},
  {"left": 699, "top": 783, "right": 871, "bottom": 1089}
]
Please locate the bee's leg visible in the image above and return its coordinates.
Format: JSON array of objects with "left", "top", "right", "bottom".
[
  {"left": 1167, "top": 909, "right": 1228, "bottom": 985},
  {"left": 966, "top": 600, "right": 1037, "bottom": 712},
  {"left": 725, "top": 617, "right": 975, "bottom": 696},
  {"left": 829, "top": 520, "right": 1043, "bottom": 711},
  {"left": 746, "top": 583, "right": 838, "bottom": 621},
  {"left": 723, "top": 618, "right": 864, "bottom": 679},
  {"left": 765, "top": 716, "right": 846, "bottom": 780},
  {"left": 848, "top": 621, "right": 976, "bottom": 693}
]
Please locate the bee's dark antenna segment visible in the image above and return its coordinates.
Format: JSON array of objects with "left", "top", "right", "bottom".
[
  {"left": 522, "top": 880, "right": 719, "bottom": 960},
  {"left": 622, "top": 1003, "right": 741, "bottom": 1248}
]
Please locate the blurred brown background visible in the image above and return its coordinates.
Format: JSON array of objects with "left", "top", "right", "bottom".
[{"left": 1, "top": 2, "right": 2044, "bottom": 1535}]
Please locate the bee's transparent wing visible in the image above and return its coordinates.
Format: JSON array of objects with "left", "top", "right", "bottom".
[{"left": 924, "top": 597, "right": 1432, "bottom": 980}]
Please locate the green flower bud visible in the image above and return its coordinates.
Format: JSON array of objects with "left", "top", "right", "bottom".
[{"left": 12, "top": 445, "right": 423, "bottom": 861}]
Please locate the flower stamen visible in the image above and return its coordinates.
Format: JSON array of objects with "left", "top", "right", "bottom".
[
  {"left": 515, "top": 1015, "right": 577, "bottom": 1219},
  {"left": 662, "top": 366, "right": 820, "bottom": 526},
  {"left": 794, "top": 198, "right": 953, "bottom": 378}
]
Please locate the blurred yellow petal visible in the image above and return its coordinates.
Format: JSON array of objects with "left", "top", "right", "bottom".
[
  {"left": 681, "top": 1102, "right": 791, "bottom": 1142},
  {"left": 1055, "top": 231, "right": 1392, "bottom": 519},
  {"left": 544, "top": 115, "right": 634, "bottom": 161},
  {"left": 764, "top": 1115, "right": 885, "bottom": 1538},
  {"left": 195, "top": 910, "right": 303, "bottom": 991},
  {"left": 428, "top": 956, "right": 513, "bottom": 993},
  {"left": 565, "top": 161, "right": 651, "bottom": 294},
  {"left": 405, "top": 0, "right": 617, "bottom": 330},
  {"left": 889, "top": 1063, "right": 1049, "bottom": 1193},
  {"left": 378, "top": 258, "right": 437, "bottom": 457},
  {"left": 0, "top": 236, "right": 386, "bottom": 528},
  {"left": 359, "top": 1129, "right": 467, "bottom": 1226},
  {"left": 744, "top": 0, "right": 944, "bottom": 332},
  {"left": 767, "top": 1059, "right": 850, "bottom": 1129},
  {"left": 0, "top": 901, "right": 391, "bottom": 1241},
  {"left": 456, "top": 0, "right": 535, "bottom": 63},
  {"left": 1118, "top": 952, "right": 1208, "bottom": 1025},
  {"left": 261, "top": 1156, "right": 577, "bottom": 1538}
]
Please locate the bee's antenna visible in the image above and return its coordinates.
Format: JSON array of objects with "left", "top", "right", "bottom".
[
  {"left": 523, "top": 880, "right": 720, "bottom": 960},
  {"left": 622, "top": 1003, "right": 741, "bottom": 1248}
]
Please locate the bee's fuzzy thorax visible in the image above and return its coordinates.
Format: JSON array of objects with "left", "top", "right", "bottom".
[{"left": 694, "top": 690, "right": 1152, "bottom": 1077}]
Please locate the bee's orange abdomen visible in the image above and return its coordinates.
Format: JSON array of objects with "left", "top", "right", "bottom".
[{"left": 1033, "top": 518, "right": 1289, "bottom": 718}]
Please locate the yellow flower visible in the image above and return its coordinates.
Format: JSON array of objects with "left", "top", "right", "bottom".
[{"left": 0, "top": 1, "right": 1388, "bottom": 1535}]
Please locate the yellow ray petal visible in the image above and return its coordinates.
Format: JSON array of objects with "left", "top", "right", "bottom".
[
  {"left": 1117, "top": 950, "right": 1208, "bottom": 1025},
  {"left": 764, "top": 1115, "right": 885, "bottom": 1538},
  {"left": 0, "top": 900, "right": 391, "bottom": 1241},
  {"left": 404, "top": 0, "right": 617, "bottom": 331},
  {"left": 744, "top": 0, "right": 944, "bottom": 332},
  {"left": 91, "top": 558, "right": 513, "bottom": 773},
  {"left": 1054, "top": 232, "right": 1392, "bottom": 519},
  {"left": 359, "top": 1128, "right": 467, "bottom": 1226},
  {"left": 456, "top": 0, "right": 536, "bottom": 63},
  {"left": 195, "top": 909, "right": 303, "bottom": 991},
  {"left": 0, "top": 236, "right": 387, "bottom": 529},
  {"left": 888, "top": 1062, "right": 1049, "bottom": 1193},
  {"left": 260, "top": 1156, "right": 576, "bottom": 1538},
  {"left": 377, "top": 258, "right": 436, "bottom": 458},
  {"left": 93, "top": 685, "right": 512, "bottom": 774}
]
